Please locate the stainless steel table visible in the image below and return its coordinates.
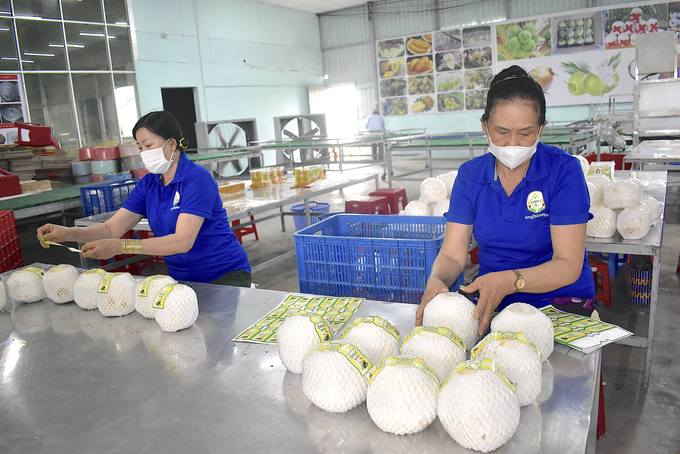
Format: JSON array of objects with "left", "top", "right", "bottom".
[{"left": 0, "top": 284, "right": 599, "bottom": 454}]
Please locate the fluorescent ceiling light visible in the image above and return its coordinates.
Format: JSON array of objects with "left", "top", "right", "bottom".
[
  {"left": 0, "top": 27, "right": 10, "bottom": 31},
  {"left": 15, "top": 15, "right": 41, "bottom": 20},
  {"left": 79, "top": 32, "right": 105, "bottom": 37},
  {"left": 68, "top": 44, "right": 85, "bottom": 48},
  {"left": 21, "top": 60, "right": 34, "bottom": 63},
  {"left": 23, "top": 52, "right": 55, "bottom": 57},
  {"left": 107, "top": 36, "right": 115, "bottom": 39},
  {"left": 1, "top": 57, "right": 18, "bottom": 60},
  {"left": 48, "top": 44, "right": 63, "bottom": 48}
]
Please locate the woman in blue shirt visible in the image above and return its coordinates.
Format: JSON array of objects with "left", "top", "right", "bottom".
[
  {"left": 416, "top": 66, "right": 594, "bottom": 335},
  {"left": 38, "top": 111, "right": 251, "bottom": 286}
]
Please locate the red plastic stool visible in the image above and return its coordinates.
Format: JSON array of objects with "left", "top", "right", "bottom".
[
  {"left": 598, "top": 371, "right": 606, "bottom": 438},
  {"left": 369, "top": 188, "right": 408, "bottom": 214},
  {"left": 469, "top": 246, "right": 479, "bottom": 264},
  {"left": 589, "top": 255, "right": 611, "bottom": 307},
  {"left": 345, "top": 196, "right": 390, "bottom": 214},
  {"left": 232, "top": 216, "right": 259, "bottom": 244}
]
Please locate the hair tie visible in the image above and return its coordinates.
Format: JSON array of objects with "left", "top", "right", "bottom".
[{"left": 178, "top": 138, "right": 188, "bottom": 149}]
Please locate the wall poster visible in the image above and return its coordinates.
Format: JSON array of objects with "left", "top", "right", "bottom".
[{"left": 0, "top": 74, "right": 29, "bottom": 146}]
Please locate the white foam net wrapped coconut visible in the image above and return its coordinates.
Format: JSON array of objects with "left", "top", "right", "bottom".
[
  {"left": 586, "top": 181, "right": 600, "bottom": 205},
  {"left": 587, "top": 205, "right": 618, "bottom": 238},
  {"left": 438, "top": 359, "right": 520, "bottom": 453},
  {"left": 0, "top": 281, "right": 6, "bottom": 311},
  {"left": 431, "top": 199, "right": 449, "bottom": 217},
  {"left": 366, "top": 357, "right": 440, "bottom": 435},
  {"left": 400, "top": 326, "right": 466, "bottom": 382},
  {"left": 603, "top": 178, "right": 641, "bottom": 209},
  {"left": 74, "top": 270, "right": 106, "bottom": 310},
  {"left": 277, "top": 312, "right": 332, "bottom": 374},
  {"left": 422, "top": 292, "right": 479, "bottom": 350},
  {"left": 403, "top": 200, "right": 430, "bottom": 216},
  {"left": 339, "top": 315, "right": 400, "bottom": 366},
  {"left": 575, "top": 155, "right": 590, "bottom": 176},
  {"left": 436, "top": 173, "right": 455, "bottom": 197},
  {"left": 617, "top": 207, "right": 651, "bottom": 240},
  {"left": 7, "top": 268, "right": 45, "bottom": 303},
  {"left": 490, "top": 303, "right": 553, "bottom": 361},
  {"left": 302, "top": 342, "right": 371, "bottom": 413},
  {"left": 639, "top": 196, "right": 662, "bottom": 224},
  {"left": 420, "top": 177, "right": 447, "bottom": 203},
  {"left": 135, "top": 275, "right": 176, "bottom": 319},
  {"left": 43, "top": 264, "right": 79, "bottom": 304},
  {"left": 585, "top": 174, "right": 610, "bottom": 205},
  {"left": 153, "top": 283, "right": 199, "bottom": 332},
  {"left": 471, "top": 332, "right": 542, "bottom": 406},
  {"left": 97, "top": 273, "right": 136, "bottom": 317}
]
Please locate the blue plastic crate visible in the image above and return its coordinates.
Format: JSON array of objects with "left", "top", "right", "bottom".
[
  {"left": 80, "top": 179, "right": 140, "bottom": 217},
  {"left": 290, "top": 201, "right": 330, "bottom": 230},
  {"left": 294, "top": 214, "right": 447, "bottom": 304}
]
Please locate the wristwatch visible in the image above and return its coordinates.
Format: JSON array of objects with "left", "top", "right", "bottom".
[{"left": 512, "top": 270, "right": 525, "bottom": 293}]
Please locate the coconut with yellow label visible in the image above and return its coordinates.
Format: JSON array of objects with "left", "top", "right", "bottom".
[
  {"left": 152, "top": 283, "right": 199, "bottom": 332},
  {"left": 7, "top": 267, "right": 45, "bottom": 303},
  {"left": 135, "top": 275, "right": 176, "bottom": 319},
  {"left": 43, "top": 264, "right": 79, "bottom": 304},
  {"left": 277, "top": 312, "right": 332, "bottom": 374},
  {"left": 490, "top": 303, "right": 553, "bottom": 361},
  {"left": 400, "top": 326, "right": 466, "bottom": 382},
  {"left": 97, "top": 272, "right": 136, "bottom": 317},
  {"left": 338, "top": 316, "right": 400, "bottom": 366},
  {"left": 74, "top": 269, "right": 106, "bottom": 310},
  {"left": 422, "top": 292, "right": 479, "bottom": 350}
]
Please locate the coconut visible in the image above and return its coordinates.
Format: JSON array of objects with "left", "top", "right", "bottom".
[
  {"left": 7, "top": 267, "right": 45, "bottom": 303},
  {"left": 587, "top": 205, "right": 617, "bottom": 238},
  {"left": 97, "top": 272, "right": 136, "bottom": 317},
  {"left": 639, "top": 196, "right": 662, "bottom": 223},
  {"left": 585, "top": 174, "right": 610, "bottom": 205},
  {"left": 339, "top": 315, "right": 400, "bottom": 365},
  {"left": 575, "top": 155, "right": 590, "bottom": 176},
  {"left": 74, "top": 269, "right": 106, "bottom": 310},
  {"left": 403, "top": 200, "right": 430, "bottom": 216},
  {"left": 586, "top": 181, "right": 599, "bottom": 205},
  {"left": 302, "top": 341, "right": 371, "bottom": 413},
  {"left": 603, "top": 178, "right": 641, "bottom": 209},
  {"left": 153, "top": 283, "right": 199, "bottom": 332},
  {"left": 436, "top": 173, "right": 455, "bottom": 196},
  {"left": 366, "top": 357, "right": 440, "bottom": 435},
  {"left": 471, "top": 332, "right": 542, "bottom": 406},
  {"left": 438, "top": 359, "right": 520, "bottom": 453},
  {"left": 0, "top": 281, "right": 6, "bottom": 311},
  {"left": 490, "top": 303, "right": 554, "bottom": 361},
  {"left": 400, "top": 326, "right": 466, "bottom": 382},
  {"left": 616, "top": 206, "right": 650, "bottom": 240},
  {"left": 277, "top": 312, "right": 332, "bottom": 374},
  {"left": 135, "top": 275, "right": 176, "bottom": 319},
  {"left": 422, "top": 292, "right": 479, "bottom": 350},
  {"left": 43, "top": 264, "right": 79, "bottom": 304},
  {"left": 420, "top": 177, "right": 447, "bottom": 203},
  {"left": 431, "top": 199, "right": 449, "bottom": 217}
]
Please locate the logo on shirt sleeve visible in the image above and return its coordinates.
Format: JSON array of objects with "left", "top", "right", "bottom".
[
  {"left": 173, "top": 191, "right": 180, "bottom": 207},
  {"left": 527, "top": 191, "right": 545, "bottom": 214}
]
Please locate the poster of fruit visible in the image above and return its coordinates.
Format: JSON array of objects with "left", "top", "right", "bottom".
[
  {"left": 604, "top": 3, "right": 668, "bottom": 49},
  {"left": 496, "top": 19, "right": 551, "bottom": 60},
  {"left": 0, "top": 74, "right": 28, "bottom": 146},
  {"left": 669, "top": 2, "right": 680, "bottom": 31},
  {"left": 552, "top": 12, "right": 604, "bottom": 54}
]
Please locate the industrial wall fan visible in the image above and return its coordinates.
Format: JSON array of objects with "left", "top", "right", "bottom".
[
  {"left": 273, "top": 114, "right": 328, "bottom": 165},
  {"left": 194, "top": 119, "right": 260, "bottom": 178}
]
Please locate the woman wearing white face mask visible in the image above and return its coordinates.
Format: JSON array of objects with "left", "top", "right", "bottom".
[
  {"left": 416, "top": 65, "right": 595, "bottom": 336},
  {"left": 38, "top": 111, "right": 251, "bottom": 286}
]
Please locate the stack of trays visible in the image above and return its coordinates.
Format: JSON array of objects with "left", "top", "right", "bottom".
[{"left": 74, "top": 143, "right": 149, "bottom": 184}]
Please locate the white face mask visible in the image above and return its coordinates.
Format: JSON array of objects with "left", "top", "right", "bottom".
[
  {"left": 140, "top": 139, "right": 174, "bottom": 174},
  {"left": 486, "top": 126, "right": 543, "bottom": 170}
]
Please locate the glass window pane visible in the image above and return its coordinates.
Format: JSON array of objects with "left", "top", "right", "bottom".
[
  {"left": 0, "top": 0, "right": 11, "bottom": 15},
  {"left": 23, "top": 73, "right": 78, "bottom": 149},
  {"left": 104, "top": 0, "right": 128, "bottom": 24},
  {"left": 0, "top": 18, "right": 19, "bottom": 70},
  {"left": 107, "top": 25, "right": 132, "bottom": 71},
  {"left": 16, "top": 20, "right": 66, "bottom": 70},
  {"left": 64, "top": 23, "right": 109, "bottom": 70},
  {"left": 114, "top": 73, "right": 137, "bottom": 141},
  {"left": 61, "top": 0, "right": 102, "bottom": 23},
  {"left": 12, "top": 0, "right": 60, "bottom": 19},
  {"left": 72, "top": 73, "right": 119, "bottom": 145}
]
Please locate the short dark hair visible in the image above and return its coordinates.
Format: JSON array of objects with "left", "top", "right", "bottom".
[
  {"left": 482, "top": 65, "right": 546, "bottom": 126},
  {"left": 132, "top": 111, "right": 186, "bottom": 152}
]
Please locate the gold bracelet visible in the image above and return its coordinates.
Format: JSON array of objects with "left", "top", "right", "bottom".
[{"left": 122, "top": 239, "right": 143, "bottom": 255}]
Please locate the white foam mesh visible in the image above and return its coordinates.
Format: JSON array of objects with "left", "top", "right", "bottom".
[
  {"left": 153, "top": 284, "right": 199, "bottom": 332},
  {"left": 639, "top": 196, "right": 662, "bottom": 223},
  {"left": 603, "top": 178, "right": 641, "bottom": 209},
  {"left": 586, "top": 181, "right": 600, "bottom": 205},
  {"left": 436, "top": 173, "right": 455, "bottom": 196},
  {"left": 404, "top": 200, "right": 430, "bottom": 216},
  {"left": 366, "top": 360, "right": 440, "bottom": 435},
  {"left": 0, "top": 281, "right": 6, "bottom": 311},
  {"left": 438, "top": 367, "right": 520, "bottom": 453},
  {"left": 97, "top": 273, "right": 136, "bottom": 317},
  {"left": 400, "top": 330, "right": 466, "bottom": 382},
  {"left": 341, "top": 321, "right": 400, "bottom": 366},
  {"left": 616, "top": 207, "right": 650, "bottom": 240},
  {"left": 7, "top": 269, "right": 45, "bottom": 303},
  {"left": 420, "top": 177, "right": 447, "bottom": 203},
  {"left": 585, "top": 174, "right": 610, "bottom": 205},
  {"left": 74, "top": 272, "right": 105, "bottom": 310},
  {"left": 422, "top": 293, "right": 479, "bottom": 350},
  {"left": 43, "top": 264, "right": 78, "bottom": 304},
  {"left": 473, "top": 337, "right": 542, "bottom": 406},
  {"left": 135, "top": 276, "right": 176, "bottom": 319},
  {"left": 490, "top": 303, "right": 553, "bottom": 361},
  {"left": 587, "top": 205, "right": 617, "bottom": 238},
  {"left": 575, "top": 155, "right": 590, "bottom": 176},
  {"left": 277, "top": 314, "right": 327, "bottom": 374},
  {"left": 302, "top": 346, "right": 368, "bottom": 413},
  {"left": 431, "top": 200, "right": 449, "bottom": 217}
]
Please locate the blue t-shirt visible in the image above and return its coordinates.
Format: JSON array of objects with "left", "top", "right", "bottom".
[
  {"left": 123, "top": 153, "right": 251, "bottom": 282},
  {"left": 446, "top": 142, "right": 595, "bottom": 310}
]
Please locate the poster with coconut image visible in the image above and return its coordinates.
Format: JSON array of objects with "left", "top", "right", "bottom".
[
  {"left": 497, "top": 18, "right": 552, "bottom": 61},
  {"left": 668, "top": 2, "right": 680, "bottom": 31},
  {"left": 0, "top": 74, "right": 28, "bottom": 146},
  {"left": 552, "top": 11, "right": 605, "bottom": 54},
  {"left": 604, "top": 3, "right": 668, "bottom": 50}
]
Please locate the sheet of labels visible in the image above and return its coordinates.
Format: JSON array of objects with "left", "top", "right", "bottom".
[
  {"left": 233, "top": 294, "right": 365, "bottom": 344},
  {"left": 541, "top": 305, "right": 632, "bottom": 354}
]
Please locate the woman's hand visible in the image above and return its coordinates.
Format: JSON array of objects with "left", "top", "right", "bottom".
[
  {"left": 460, "top": 270, "right": 516, "bottom": 337},
  {"left": 81, "top": 239, "right": 123, "bottom": 260},
  {"left": 37, "top": 224, "right": 73, "bottom": 248},
  {"left": 416, "top": 277, "right": 451, "bottom": 326}
]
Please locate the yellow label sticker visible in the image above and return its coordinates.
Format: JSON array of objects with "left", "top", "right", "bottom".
[
  {"left": 571, "top": 318, "right": 602, "bottom": 329},
  {"left": 366, "top": 356, "right": 440, "bottom": 386},
  {"left": 97, "top": 272, "right": 125, "bottom": 294},
  {"left": 553, "top": 325, "right": 572, "bottom": 336},
  {"left": 442, "top": 359, "right": 515, "bottom": 392},
  {"left": 401, "top": 326, "right": 466, "bottom": 354},
  {"left": 311, "top": 342, "right": 372, "bottom": 376},
  {"left": 470, "top": 331, "right": 540, "bottom": 359},
  {"left": 556, "top": 331, "right": 587, "bottom": 343},
  {"left": 137, "top": 275, "right": 165, "bottom": 297},
  {"left": 24, "top": 266, "right": 45, "bottom": 278},
  {"left": 339, "top": 315, "right": 400, "bottom": 341},
  {"left": 291, "top": 311, "right": 332, "bottom": 342},
  {"left": 557, "top": 314, "right": 584, "bottom": 324},
  {"left": 254, "top": 316, "right": 279, "bottom": 328},
  {"left": 152, "top": 283, "right": 180, "bottom": 309},
  {"left": 83, "top": 269, "right": 107, "bottom": 277},
  {"left": 583, "top": 323, "right": 615, "bottom": 333}
]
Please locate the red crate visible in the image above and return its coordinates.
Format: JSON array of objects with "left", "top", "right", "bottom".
[
  {"left": 584, "top": 153, "right": 631, "bottom": 170},
  {"left": 344, "top": 196, "right": 390, "bottom": 215},
  {"left": 0, "top": 169, "right": 21, "bottom": 198},
  {"left": 369, "top": 188, "right": 408, "bottom": 214},
  {"left": 0, "top": 210, "right": 23, "bottom": 273}
]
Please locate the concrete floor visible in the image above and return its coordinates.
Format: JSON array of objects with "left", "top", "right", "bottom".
[{"left": 13, "top": 158, "right": 680, "bottom": 453}]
